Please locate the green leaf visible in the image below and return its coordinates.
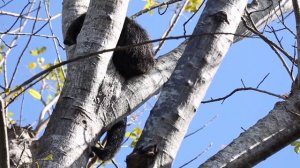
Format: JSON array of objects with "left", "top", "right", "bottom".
[
  {"left": 0, "top": 45, "right": 4, "bottom": 51},
  {"left": 7, "top": 112, "right": 14, "bottom": 117},
  {"left": 42, "top": 63, "right": 52, "bottom": 70},
  {"left": 41, "top": 154, "right": 53, "bottom": 161},
  {"left": 295, "top": 146, "right": 300, "bottom": 154},
  {"left": 28, "top": 62, "right": 37, "bottom": 69},
  {"left": 185, "top": 0, "right": 204, "bottom": 13},
  {"left": 132, "top": 127, "right": 142, "bottom": 136},
  {"left": 291, "top": 141, "right": 300, "bottom": 154},
  {"left": 144, "top": 0, "right": 158, "bottom": 15},
  {"left": 291, "top": 141, "right": 300, "bottom": 146},
  {"left": 28, "top": 88, "right": 42, "bottom": 100},
  {"left": 125, "top": 132, "right": 137, "bottom": 138},
  {"left": 125, "top": 127, "right": 142, "bottom": 138},
  {"left": 30, "top": 46, "right": 47, "bottom": 56},
  {"left": 126, "top": 127, "right": 142, "bottom": 148}
]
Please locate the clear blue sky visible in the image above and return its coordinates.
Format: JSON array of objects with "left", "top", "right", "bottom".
[{"left": 1, "top": 0, "right": 299, "bottom": 167}]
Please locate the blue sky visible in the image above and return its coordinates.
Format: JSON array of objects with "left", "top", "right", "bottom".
[{"left": 1, "top": 0, "right": 299, "bottom": 167}]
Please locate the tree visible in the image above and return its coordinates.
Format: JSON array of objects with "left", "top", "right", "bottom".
[{"left": 0, "top": 0, "right": 299, "bottom": 167}]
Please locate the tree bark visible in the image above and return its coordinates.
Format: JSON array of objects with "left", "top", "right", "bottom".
[
  {"left": 26, "top": 0, "right": 295, "bottom": 167},
  {"left": 199, "top": 91, "right": 300, "bottom": 168},
  {"left": 0, "top": 97, "right": 10, "bottom": 168},
  {"left": 32, "top": 0, "right": 129, "bottom": 167},
  {"left": 127, "top": 0, "right": 248, "bottom": 167}
]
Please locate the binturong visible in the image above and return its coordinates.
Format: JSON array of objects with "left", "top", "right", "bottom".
[{"left": 64, "top": 13, "right": 154, "bottom": 161}]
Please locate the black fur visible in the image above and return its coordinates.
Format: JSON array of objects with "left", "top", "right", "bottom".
[
  {"left": 64, "top": 14, "right": 85, "bottom": 46},
  {"left": 64, "top": 14, "right": 154, "bottom": 161},
  {"left": 64, "top": 14, "right": 154, "bottom": 79},
  {"left": 91, "top": 118, "right": 127, "bottom": 161}
]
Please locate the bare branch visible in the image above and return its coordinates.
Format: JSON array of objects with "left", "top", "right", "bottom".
[
  {"left": 200, "top": 91, "right": 300, "bottom": 167},
  {"left": 0, "top": 10, "right": 61, "bottom": 21},
  {"left": 0, "top": 97, "right": 9, "bottom": 168},
  {"left": 154, "top": 0, "right": 189, "bottom": 55},
  {"left": 179, "top": 143, "right": 212, "bottom": 168},
  {"left": 292, "top": 0, "right": 300, "bottom": 87},
  {"left": 242, "top": 16, "right": 295, "bottom": 81},
  {"left": 202, "top": 87, "right": 286, "bottom": 104}
]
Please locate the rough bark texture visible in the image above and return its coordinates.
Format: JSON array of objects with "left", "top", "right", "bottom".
[
  {"left": 0, "top": 98, "right": 10, "bottom": 168},
  {"left": 19, "top": 0, "right": 294, "bottom": 167},
  {"left": 8, "top": 125, "right": 35, "bottom": 168},
  {"left": 199, "top": 0, "right": 300, "bottom": 167},
  {"left": 293, "top": 0, "right": 300, "bottom": 86},
  {"left": 125, "top": 1, "right": 294, "bottom": 167},
  {"left": 32, "top": 0, "right": 129, "bottom": 167},
  {"left": 127, "top": 0, "right": 248, "bottom": 167},
  {"left": 200, "top": 91, "right": 300, "bottom": 168}
]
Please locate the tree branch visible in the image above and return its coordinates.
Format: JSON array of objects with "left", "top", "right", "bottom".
[
  {"left": 292, "top": 0, "right": 300, "bottom": 87},
  {"left": 127, "top": 0, "right": 248, "bottom": 167},
  {"left": 0, "top": 97, "right": 9, "bottom": 168},
  {"left": 199, "top": 91, "right": 300, "bottom": 167}
]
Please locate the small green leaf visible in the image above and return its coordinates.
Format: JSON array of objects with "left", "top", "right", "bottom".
[
  {"left": 28, "top": 62, "right": 37, "bottom": 69},
  {"left": 125, "top": 127, "right": 142, "bottom": 139},
  {"left": 28, "top": 88, "right": 42, "bottom": 100},
  {"left": 0, "top": 45, "right": 4, "bottom": 51},
  {"left": 291, "top": 141, "right": 299, "bottom": 146},
  {"left": 291, "top": 141, "right": 300, "bottom": 154},
  {"left": 132, "top": 127, "right": 142, "bottom": 136},
  {"left": 295, "top": 146, "right": 300, "bottom": 154},
  {"left": 41, "top": 154, "right": 53, "bottom": 161},
  {"left": 126, "top": 127, "right": 142, "bottom": 148},
  {"left": 185, "top": 0, "right": 204, "bottom": 13},
  {"left": 7, "top": 112, "right": 14, "bottom": 117},
  {"left": 30, "top": 46, "right": 47, "bottom": 56},
  {"left": 144, "top": 0, "right": 158, "bottom": 15},
  {"left": 42, "top": 63, "right": 52, "bottom": 70},
  {"left": 125, "top": 132, "right": 137, "bottom": 138}
]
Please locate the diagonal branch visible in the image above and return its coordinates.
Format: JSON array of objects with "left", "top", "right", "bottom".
[
  {"left": 127, "top": 0, "right": 249, "bottom": 167},
  {"left": 199, "top": 91, "right": 300, "bottom": 167}
]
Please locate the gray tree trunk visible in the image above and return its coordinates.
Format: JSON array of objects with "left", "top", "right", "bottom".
[{"left": 19, "top": 0, "right": 297, "bottom": 168}]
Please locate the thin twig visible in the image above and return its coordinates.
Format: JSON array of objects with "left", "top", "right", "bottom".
[
  {"left": 43, "top": 0, "right": 65, "bottom": 89},
  {"left": 245, "top": 10, "right": 296, "bottom": 64},
  {"left": 184, "top": 115, "right": 218, "bottom": 139},
  {"left": 154, "top": 0, "right": 189, "bottom": 55},
  {"left": 256, "top": 73, "right": 270, "bottom": 88},
  {"left": 131, "top": 0, "right": 183, "bottom": 19},
  {"left": 8, "top": 1, "right": 42, "bottom": 89},
  {"left": 202, "top": 87, "right": 286, "bottom": 104},
  {"left": 242, "top": 15, "right": 295, "bottom": 81},
  {"left": 0, "top": 10, "right": 61, "bottom": 21},
  {"left": 179, "top": 143, "right": 212, "bottom": 168},
  {"left": 183, "top": 0, "right": 205, "bottom": 36},
  {"left": 4, "top": 32, "right": 254, "bottom": 100},
  {"left": 1, "top": 1, "right": 34, "bottom": 89}
]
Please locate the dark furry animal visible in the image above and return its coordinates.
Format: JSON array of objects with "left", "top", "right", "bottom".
[
  {"left": 91, "top": 118, "right": 127, "bottom": 161},
  {"left": 64, "top": 14, "right": 154, "bottom": 161},
  {"left": 64, "top": 14, "right": 154, "bottom": 79}
]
